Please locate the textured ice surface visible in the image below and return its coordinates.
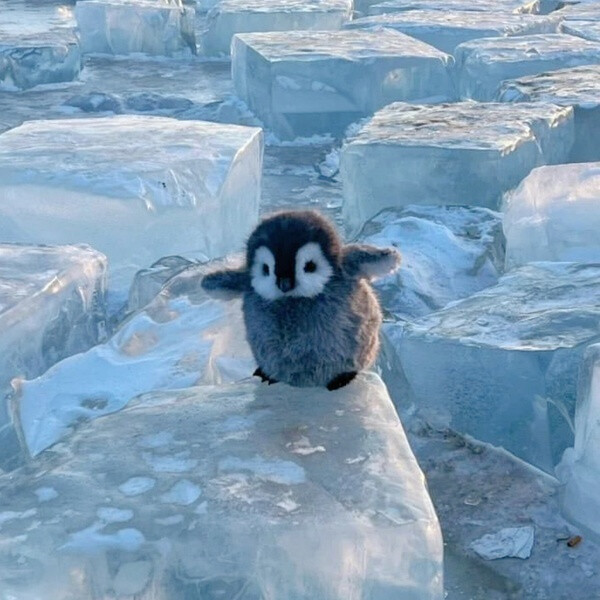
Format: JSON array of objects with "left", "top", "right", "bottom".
[
  {"left": 455, "top": 34, "right": 600, "bottom": 101},
  {"left": 232, "top": 29, "right": 453, "bottom": 140},
  {"left": 366, "top": 0, "right": 541, "bottom": 16},
  {"left": 341, "top": 101, "right": 574, "bottom": 236},
  {"left": 0, "top": 116, "right": 263, "bottom": 292},
  {"left": 503, "top": 163, "right": 600, "bottom": 268},
  {"left": 75, "top": 0, "right": 197, "bottom": 57},
  {"left": 4, "top": 375, "right": 443, "bottom": 599},
  {"left": 558, "top": 343, "right": 600, "bottom": 540},
  {"left": 0, "top": 244, "right": 107, "bottom": 470},
  {"left": 15, "top": 258, "right": 254, "bottom": 457},
  {"left": 356, "top": 206, "right": 504, "bottom": 321},
  {"left": 0, "top": 31, "right": 81, "bottom": 91},
  {"left": 202, "top": 0, "right": 352, "bottom": 57},
  {"left": 562, "top": 19, "right": 600, "bottom": 43},
  {"left": 383, "top": 262, "right": 600, "bottom": 473},
  {"left": 497, "top": 65, "right": 600, "bottom": 162},
  {"left": 346, "top": 11, "right": 560, "bottom": 54},
  {"left": 557, "top": 3, "right": 600, "bottom": 22}
]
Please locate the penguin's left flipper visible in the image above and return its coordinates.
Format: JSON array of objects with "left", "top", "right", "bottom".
[
  {"left": 326, "top": 371, "right": 357, "bottom": 391},
  {"left": 253, "top": 367, "right": 278, "bottom": 385},
  {"left": 342, "top": 244, "right": 401, "bottom": 280},
  {"left": 201, "top": 269, "right": 249, "bottom": 299}
]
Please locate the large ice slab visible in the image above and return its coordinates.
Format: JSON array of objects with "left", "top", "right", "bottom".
[
  {"left": 366, "top": 0, "right": 541, "bottom": 16},
  {"left": 232, "top": 29, "right": 453, "bottom": 140},
  {"left": 0, "top": 243, "right": 107, "bottom": 470},
  {"left": 558, "top": 343, "right": 600, "bottom": 540},
  {"left": 557, "top": 4, "right": 600, "bottom": 22},
  {"left": 0, "top": 116, "right": 263, "bottom": 293},
  {"left": 356, "top": 206, "right": 504, "bottom": 321},
  {"left": 497, "top": 65, "right": 600, "bottom": 162},
  {"left": 346, "top": 11, "right": 560, "bottom": 54},
  {"left": 383, "top": 262, "right": 600, "bottom": 473},
  {"left": 455, "top": 34, "right": 600, "bottom": 101},
  {"left": 562, "top": 20, "right": 600, "bottom": 43},
  {"left": 203, "top": 0, "right": 352, "bottom": 57},
  {"left": 341, "top": 102, "right": 574, "bottom": 236},
  {"left": 0, "top": 31, "right": 81, "bottom": 91},
  {"left": 75, "top": 0, "right": 197, "bottom": 57},
  {"left": 503, "top": 163, "right": 600, "bottom": 268},
  {"left": 5, "top": 375, "right": 443, "bottom": 599}
]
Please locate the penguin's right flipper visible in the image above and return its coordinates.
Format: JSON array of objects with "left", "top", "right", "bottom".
[
  {"left": 201, "top": 269, "right": 249, "bottom": 299},
  {"left": 326, "top": 371, "right": 357, "bottom": 391},
  {"left": 253, "top": 367, "right": 278, "bottom": 385}
]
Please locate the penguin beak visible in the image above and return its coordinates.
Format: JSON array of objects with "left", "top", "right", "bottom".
[{"left": 277, "top": 277, "right": 294, "bottom": 293}]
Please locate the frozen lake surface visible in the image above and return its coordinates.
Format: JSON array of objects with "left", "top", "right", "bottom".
[{"left": 1, "top": 0, "right": 600, "bottom": 598}]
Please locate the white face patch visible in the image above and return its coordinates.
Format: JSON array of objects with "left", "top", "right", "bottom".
[
  {"left": 250, "top": 246, "right": 282, "bottom": 300},
  {"left": 290, "top": 242, "right": 333, "bottom": 298}
]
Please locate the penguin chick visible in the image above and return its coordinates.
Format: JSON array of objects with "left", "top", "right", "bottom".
[{"left": 201, "top": 210, "right": 400, "bottom": 390}]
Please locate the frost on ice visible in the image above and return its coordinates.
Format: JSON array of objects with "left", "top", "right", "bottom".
[
  {"left": 383, "top": 262, "right": 600, "bottom": 473},
  {"left": 356, "top": 206, "right": 504, "bottom": 321},
  {"left": 346, "top": 10, "right": 560, "bottom": 55},
  {"left": 0, "top": 116, "right": 263, "bottom": 293},
  {"left": 341, "top": 101, "right": 573, "bottom": 236},
  {"left": 203, "top": 0, "right": 352, "bottom": 57},
  {"left": 503, "top": 163, "right": 600, "bottom": 268},
  {"left": 497, "top": 64, "right": 600, "bottom": 162},
  {"left": 366, "top": 0, "right": 540, "bottom": 16},
  {"left": 455, "top": 33, "right": 600, "bottom": 101},
  {"left": 75, "top": 0, "right": 197, "bottom": 57},
  {"left": 0, "top": 374, "right": 443, "bottom": 599},
  {"left": 0, "top": 243, "right": 107, "bottom": 470},
  {"left": 232, "top": 29, "right": 453, "bottom": 140}
]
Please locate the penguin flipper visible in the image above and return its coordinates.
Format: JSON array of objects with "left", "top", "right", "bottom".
[
  {"left": 201, "top": 269, "right": 249, "bottom": 299},
  {"left": 342, "top": 244, "right": 401, "bottom": 280}
]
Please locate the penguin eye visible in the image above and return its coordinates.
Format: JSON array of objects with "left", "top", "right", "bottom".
[
  {"left": 304, "top": 260, "right": 317, "bottom": 273},
  {"left": 262, "top": 263, "right": 270, "bottom": 276}
]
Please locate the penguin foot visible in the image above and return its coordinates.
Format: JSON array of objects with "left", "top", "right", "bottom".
[
  {"left": 253, "top": 367, "right": 278, "bottom": 385},
  {"left": 326, "top": 371, "right": 357, "bottom": 391}
]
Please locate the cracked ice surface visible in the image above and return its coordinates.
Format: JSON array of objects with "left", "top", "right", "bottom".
[
  {"left": 383, "top": 262, "right": 600, "bottom": 473},
  {"left": 455, "top": 34, "right": 600, "bottom": 101},
  {"left": 75, "top": 0, "right": 197, "bottom": 57},
  {"left": 202, "top": 0, "right": 352, "bottom": 57},
  {"left": 0, "top": 116, "right": 263, "bottom": 293},
  {"left": 503, "top": 163, "right": 600, "bottom": 268},
  {"left": 232, "top": 29, "right": 453, "bottom": 140},
  {"left": 2, "top": 374, "right": 443, "bottom": 599},
  {"left": 0, "top": 243, "right": 107, "bottom": 469},
  {"left": 341, "top": 102, "right": 574, "bottom": 235},
  {"left": 346, "top": 11, "right": 561, "bottom": 55},
  {"left": 15, "top": 259, "right": 254, "bottom": 457}
]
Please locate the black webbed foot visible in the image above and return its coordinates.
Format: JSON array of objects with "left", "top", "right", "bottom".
[
  {"left": 326, "top": 371, "right": 357, "bottom": 391},
  {"left": 253, "top": 367, "right": 278, "bottom": 385}
]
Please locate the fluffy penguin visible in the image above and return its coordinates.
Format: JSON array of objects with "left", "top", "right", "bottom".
[{"left": 201, "top": 210, "right": 400, "bottom": 390}]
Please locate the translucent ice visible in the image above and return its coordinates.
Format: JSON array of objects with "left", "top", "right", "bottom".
[
  {"left": 75, "top": 0, "right": 197, "bottom": 57},
  {"left": 0, "top": 116, "right": 263, "bottom": 293},
  {"left": 232, "top": 29, "right": 453, "bottom": 140},
  {"left": 455, "top": 34, "right": 600, "bottom": 101},
  {"left": 356, "top": 206, "right": 504, "bottom": 321},
  {"left": 383, "top": 262, "right": 600, "bottom": 473},
  {"left": 497, "top": 65, "right": 600, "bottom": 162},
  {"left": 202, "top": 0, "right": 352, "bottom": 57},
  {"left": 0, "top": 243, "right": 107, "bottom": 470},
  {"left": 558, "top": 343, "right": 600, "bottom": 540},
  {"left": 0, "top": 31, "right": 81, "bottom": 91},
  {"left": 341, "top": 102, "right": 574, "bottom": 236},
  {"left": 14, "top": 259, "right": 254, "bottom": 457},
  {"left": 4, "top": 374, "right": 443, "bottom": 599},
  {"left": 366, "top": 0, "right": 542, "bottom": 16},
  {"left": 346, "top": 11, "right": 560, "bottom": 54},
  {"left": 503, "top": 163, "right": 600, "bottom": 268}
]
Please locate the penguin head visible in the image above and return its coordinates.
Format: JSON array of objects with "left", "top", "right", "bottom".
[{"left": 246, "top": 211, "right": 342, "bottom": 300}]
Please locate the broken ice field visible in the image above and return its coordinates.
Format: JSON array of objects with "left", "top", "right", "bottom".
[
  {"left": 232, "top": 29, "right": 453, "bottom": 140},
  {"left": 0, "top": 115, "right": 263, "bottom": 293}
]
